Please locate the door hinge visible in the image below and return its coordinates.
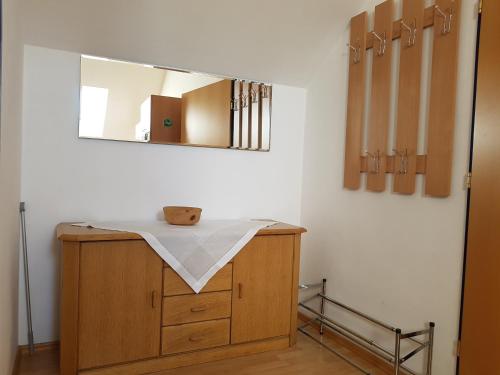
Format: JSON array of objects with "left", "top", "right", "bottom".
[
  {"left": 455, "top": 340, "right": 461, "bottom": 357},
  {"left": 464, "top": 172, "right": 472, "bottom": 189},
  {"left": 478, "top": 0, "right": 483, "bottom": 14}
]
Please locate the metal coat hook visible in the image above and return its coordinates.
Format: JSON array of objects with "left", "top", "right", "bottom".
[
  {"left": 400, "top": 19, "right": 417, "bottom": 47},
  {"left": 393, "top": 148, "right": 409, "bottom": 175},
  {"left": 261, "top": 85, "right": 269, "bottom": 99},
  {"left": 231, "top": 97, "right": 239, "bottom": 111},
  {"left": 347, "top": 40, "right": 361, "bottom": 64},
  {"left": 250, "top": 87, "right": 258, "bottom": 104},
  {"left": 231, "top": 80, "right": 241, "bottom": 111},
  {"left": 241, "top": 93, "right": 248, "bottom": 108},
  {"left": 371, "top": 31, "right": 386, "bottom": 56},
  {"left": 365, "top": 150, "right": 382, "bottom": 174},
  {"left": 435, "top": 3, "right": 454, "bottom": 35}
]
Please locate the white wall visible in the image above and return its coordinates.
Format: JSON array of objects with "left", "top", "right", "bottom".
[
  {"left": 0, "top": 0, "right": 23, "bottom": 372},
  {"left": 20, "top": 0, "right": 367, "bottom": 87},
  {"left": 19, "top": 45, "right": 306, "bottom": 344},
  {"left": 300, "top": 1, "right": 477, "bottom": 374}
]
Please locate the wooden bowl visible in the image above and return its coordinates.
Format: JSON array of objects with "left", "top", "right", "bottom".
[{"left": 163, "top": 206, "right": 202, "bottom": 225}]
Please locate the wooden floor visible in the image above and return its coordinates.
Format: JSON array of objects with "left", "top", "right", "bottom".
[{"left": 18, "top": 327, "right": 390, "bottom": 375}]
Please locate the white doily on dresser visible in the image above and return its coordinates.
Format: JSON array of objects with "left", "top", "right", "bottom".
[{"left": 72, "top": 219, "right": 275, "bottom": 293}]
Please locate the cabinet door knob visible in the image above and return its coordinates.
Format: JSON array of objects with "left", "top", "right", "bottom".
[
  {"left": 238, "top": 283, "right": 243, "bottom": 299},
  {"left": 190, "top": 306, "right": 207, "bottom": 312}
]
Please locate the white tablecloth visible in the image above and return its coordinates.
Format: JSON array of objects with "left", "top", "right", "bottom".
[{"left": 73, "top": 219, "right": 275, "bottom": 293}]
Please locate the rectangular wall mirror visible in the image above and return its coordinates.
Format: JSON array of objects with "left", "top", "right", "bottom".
[{"left": 79, "top": 55, "right": 272, "bottom": 151}]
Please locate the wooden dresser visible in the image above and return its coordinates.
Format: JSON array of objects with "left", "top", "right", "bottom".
[{"left": 57, "top": 222, "right": 306, "bottom": 374}]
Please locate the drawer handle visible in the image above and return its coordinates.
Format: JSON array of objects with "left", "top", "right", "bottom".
[
  {"left": 238, "top": 283, "right": 243, "bottom": 299},
  {"left": 190, "top": 306, "right": 207, "bottom": 312},
  {"left": 188, "top": 335, "right": 205, "bottom": 342}
]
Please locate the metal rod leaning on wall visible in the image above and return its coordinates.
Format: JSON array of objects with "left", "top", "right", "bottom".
[
  {"left": 298, "top": 280, "right": 435, "bottom": 375},
  {"left": 20, "top": 202, "right": 35, "bottom": 354}
]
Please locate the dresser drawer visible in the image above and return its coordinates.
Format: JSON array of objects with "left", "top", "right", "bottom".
[
  {"left": 163, "top": 264, "right": 233, "bottom": 296},
  {"left": 162, "top": 291, "right": 231, "bottom": 325},
  {"left": 161, "top": 319, "right": 230, "bottom": 355}
]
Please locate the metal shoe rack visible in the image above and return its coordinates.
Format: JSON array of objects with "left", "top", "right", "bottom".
[{"left": 298, "top": 279, "right": 435, "bottom": 375}]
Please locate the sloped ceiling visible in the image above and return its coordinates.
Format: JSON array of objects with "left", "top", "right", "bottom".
[{"left": 20, "top": 0, "right": 369, "bottom": 87}]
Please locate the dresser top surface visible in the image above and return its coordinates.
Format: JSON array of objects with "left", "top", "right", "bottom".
[{"left": 57, "top": 222, "right": 306, "bottom": 242}]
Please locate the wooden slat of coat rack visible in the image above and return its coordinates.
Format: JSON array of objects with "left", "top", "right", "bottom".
[
  {"left": 366, "top": 0, "right": 393, "bottom": 192},
  {"left": 231, "top": 80, "right": 240, "bottom": 148},
  {"left": 425, "top": 0, "right": 461, "bottom": 197},
  {"left": 343, "top": 12, "right": 368, "bottom": 190},
  {"left": 257, "top": 84, "right": 264, "bottom": 149},
  {"left": 240, "top": 81, "right": 250, "bottom": 149},
  {"left": 233, "top": 81, "right": 242, "bottom": 148},
  {"left": 261, "top": 85, "right": 271, "bottom": 151},
  {"left": 249, "top": 82, "right": 260, "bottom": 150},
  {"left": 393, "top": 0, "right": 424, "bottom": 194}
]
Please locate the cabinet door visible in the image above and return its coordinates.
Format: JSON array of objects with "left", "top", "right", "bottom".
[
  {"left": 231, "top": 235, "right": 294, "bottom": 344},
  {"left": 78, "top": 240, "right": 162, "bottom": 369}
]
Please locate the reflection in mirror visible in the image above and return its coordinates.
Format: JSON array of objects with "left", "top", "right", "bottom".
[{"left": 79, "top": 55, "right": 271, "bottom": 151}]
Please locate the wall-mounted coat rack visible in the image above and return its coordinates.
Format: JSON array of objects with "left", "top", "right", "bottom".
[
  {"left": 231, "top": 80, "right": 272, "bottom": 151},
  {"left": 343, "top": 0, "right": 461, "bottom": 197}
]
